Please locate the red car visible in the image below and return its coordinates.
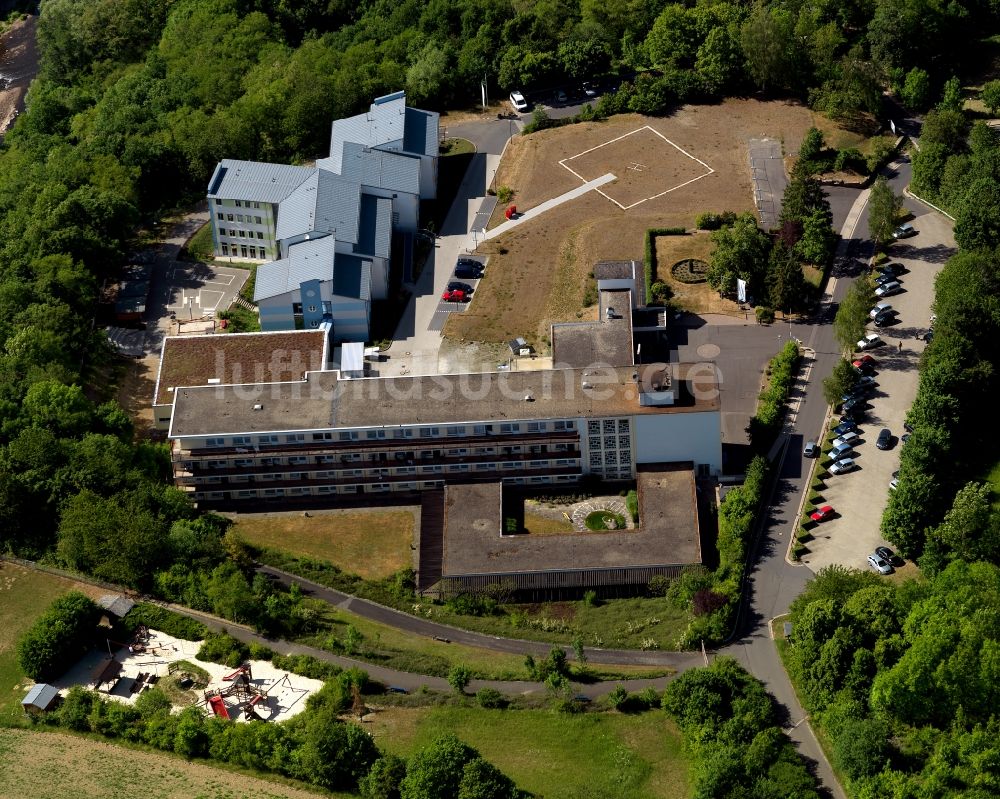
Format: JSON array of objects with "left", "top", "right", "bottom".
[
  {"left": 852, "top": 355, "right": 877, "bottom": 373},
  {"left": 441, "top": 289, "right": 467, "bottom": 302},
  {"left": 810, "top": 505, "right": 835, "bottom": 522}
]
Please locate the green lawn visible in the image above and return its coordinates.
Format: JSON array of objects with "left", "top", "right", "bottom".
[
  {"left": 184, "top": 221, "right": 216, "bottom": 262},
  {"left": 370, "top": 705, "right": 689, "bottom": 799},
  {"left": 0, "top": 562, "right": 104, "bottom": 725}
]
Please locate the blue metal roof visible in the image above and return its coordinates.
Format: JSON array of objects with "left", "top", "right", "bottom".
[
  {"left": 356, "top": 195, "right": 392, "bottom": 259},
  {"left": 339, "top": 142, "right": 421, "bottom": 196},
  {"left": 332, "top": 253, "right": 372, "bottom": 301},
  {"left": 275, "top": 171, "right": 361, "bottom": 245},
  {"left": 207, "top": 159, "right": 315, "bottom": 204},
  {"left": 404, "top": 107, "right": 439, "bottom": 157},
  {"left": 254, "top": 237, "right": 336, "bottom": 302}
]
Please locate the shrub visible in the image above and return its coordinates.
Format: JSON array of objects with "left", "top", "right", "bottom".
[
  {"left": 755, "top": 306, "right": 775, "bottom": 324},
  {"left": 17, "top": 592, "right": 100, "bottom": 681},
  {"left": 196, "top": 632, "right": 250, "bottom": 666},
  {"left": 122, "top": 603, "right": 208, "bottom": 641},
  {"left": 625, "top": 489, "right": 638, "bottom": 522},
  {"left": 447, "top": 664, "right": 472, "bottom": 694},
  {"left": 695, "top": 211, "right": 737, "bottom": 230},
  {"left": 648, "top": 575, "right": 670, "bottom": 597},
  {"left": 607, "top": 685, "right": 628, "bottom": 709},
  {"left": 272, "top": 653, "right": 342, "bottom": 680},
  {"left": 582, "top": 589, "right": 600, "bottom": 607},
  {"left": 476, "top": 687, "right": 507, "bottom": 709},
  {"left": 692, "top": 589, "right": 730, "bottom": 616},
  {"left": 496, "top": 185, "right": 514, "bottom": 204}
]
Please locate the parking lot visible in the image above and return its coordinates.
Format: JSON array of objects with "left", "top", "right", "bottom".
[
  {"left": 801, "top": 210, "right": 955, "bottom": 574},
  {"left": 429, "top": 258, "right": 486, "bottom": 330}
]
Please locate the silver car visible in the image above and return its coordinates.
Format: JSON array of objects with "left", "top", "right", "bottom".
[
  {"left": 829, "top": 457, "right": 856, "bottom": 475},
  {"left": 868, "top": 553, "right": 892, "bottom": 574}
]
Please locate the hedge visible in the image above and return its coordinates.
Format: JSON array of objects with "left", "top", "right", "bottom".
[
  {"left": 747, "top": 340, "right": 801, "bottom": 451},
  {"left": 121, "top": 603, "right": 208, "bottom": 641},
  {"left": 643, "top": 227, "right": 686, "bottom": 305}
]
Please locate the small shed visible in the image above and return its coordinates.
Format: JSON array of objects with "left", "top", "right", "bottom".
[
  {"left": 22, "top": 683, "right": 59, "bottom": 715},
  {"left": 97, "top": 594, "right": 135, "bottom": 621},
  {"left": 507, "top": 337, "right": 533, "bottom": 357},
  {"left": 341, "top": 342, "right": 365, "bottom": 379}
]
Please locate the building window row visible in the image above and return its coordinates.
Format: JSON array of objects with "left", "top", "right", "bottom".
[{"left": 220, "top": 243, "right": 267, "bottom": 259}]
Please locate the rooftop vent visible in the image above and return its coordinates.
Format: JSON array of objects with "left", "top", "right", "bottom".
[
  {"left": 252, "top": 403, "right": 263, "bottom": 411},
  {"left": 582, "top": 382, "right": 593, "bottom": 389}
]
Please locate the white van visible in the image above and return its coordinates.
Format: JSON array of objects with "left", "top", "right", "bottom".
[
  {"left": 870, "top": 302, "right": 892, "bottom": 319},
  {"left": 509, "top": 91, "right": 529, "bottom": 112}
]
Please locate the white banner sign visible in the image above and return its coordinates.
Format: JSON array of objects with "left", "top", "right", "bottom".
[{"left": 736, "top": 278, "right": 748, "bottom": 303}]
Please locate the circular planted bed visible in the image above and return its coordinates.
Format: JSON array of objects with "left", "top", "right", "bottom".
[
  {"left": 584, "top": 510, "right": 627, "bottom": 531},
  {"left": 670, "top": 258, "right": 709, "bottom": 284}
]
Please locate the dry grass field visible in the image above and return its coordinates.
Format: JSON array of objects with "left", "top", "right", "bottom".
[
  {"left": 447, "top": 100, "right": 817, "bottom": 349},
  {"left": 0, "top": 729, "right": 334, "bottom": 799},
  {"left": 229, "top": 508, "right": 415, "bottom": 580}
]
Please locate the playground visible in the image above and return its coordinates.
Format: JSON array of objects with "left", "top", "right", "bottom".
[{"left": 53, "top": 626, "right": 322, "bottom": 723}]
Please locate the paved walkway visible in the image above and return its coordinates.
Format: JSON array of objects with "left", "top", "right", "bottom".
[
  {"left": 748, "top": 138, "right": 787, "bottom": 229},
  {"left": 482, "top": 173, "right": 615, "bottom": 241}
]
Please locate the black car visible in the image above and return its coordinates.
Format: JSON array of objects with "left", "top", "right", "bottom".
[
  {"left": 873, "top": 311, "right": 897, "bottom": 327},
  {"left": 843, "top": 396, "right": 866, "bottom": 412},
  {"left": 874, "top": 546, "right": 898, "bottom": 565},
  {"left": 876, "top": 428, "right": 893, "bottom": 450},
  {"left": 842, "top": 407, "right": 867, "bottom": 423},
  {"left": 447, "top": 281, "right": 473, "bottom": 293},
  {"left": 879, "top": 262, "right": 905, "bottom": 277},
  {"left": 454, "top": 264, "right": 484, "bottom": 279}
]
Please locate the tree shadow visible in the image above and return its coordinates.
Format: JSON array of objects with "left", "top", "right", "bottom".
[{"left": 889, "top": 241, "right": 954, "bottom": 264}]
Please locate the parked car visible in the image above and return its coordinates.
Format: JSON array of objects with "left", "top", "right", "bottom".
[
  {"left": 852, "top": 355, "right": 877, "bottom": 373},
  {"left": 889, "top": 470, "right": 900, "bottom": 491},
  {"left": 875, "top": 281, "right": 902, "bottom": 298},
  {"left": 509, "top": 91, "right": 529, "bottom": 112},
  {"left": 842, "top": 405, "right": 867, "bottom": 423},
  {"left": 875, "top": 546, "right": 898, "bottom": 565},
  {"left": 454, "top": 259, "right": 484, "bottom": 279},
  {"left": 876, "top": 428, "right": 893, "bottom": 450},
  {"left": 555, "top": 89, "right": 567, "bottom": 103},
  {"left": 873, "top": 310, "right": 897, "bottom": 328},
  {"left": 833, "top": 432, "right": 859, "bottom": 448},
  {"left": 842, "top": 384, "right": 874, "bottom": 402},
  {"left": 880, "top": 262, "right": 905, "bottom": 276},
  {"left": 831, "top": 442, "right": 854, "bottom": 459},
  {"left": 387, "top": 686, "right": 409, "bottom": 694},
  {"left": 868, "top": 553, "right": 893, "bottom": 574},
  {"left": 441, "top": 288, "right": 467, "bottom": 302},
  {"left": 842, "top": 396, "right": 865, "bottom": 413},
  {"left": 856, "top": 375, "right": 877, "bottom": 388},
  {"left": 829, "top": 457, "right": 856, "bottom": 475},
  {"left": 870, "top": 302, "right": 893, "bottom": 319},
  {"left": 447, "top": 281, "right": 472, "bottom": 293},
  {"left": 810, "top": 505, "right": 835, "bottom": 522},
  {"left": 833, "top": 420, "right": 858, "bottom": 436},
  {"left": 803, "top": 441, "right": 819, "bottom": 458},
  {"left": 874, "top": 272, "right": 897, "bottom": 287},
  {"left": 582, "top": 81, "right": 597, "bottom": 97},
  {"left": 857, "top": 333, "right": 882, "bottom": 351},
  {"left": 893, "top": 222, "right": 916, "bottom": 239}
]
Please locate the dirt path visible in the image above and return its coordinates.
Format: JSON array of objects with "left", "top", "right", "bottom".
[{"left": 0, "top": 13, "right": 39, "bottom": 138}]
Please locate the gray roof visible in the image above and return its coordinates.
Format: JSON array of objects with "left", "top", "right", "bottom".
[
  {"left": 326, "top": 91, "right": 437, "bottom": 173},
  {"left": 332, "top": 254, "right": 372, "bottom": 301},
  {"left": 357, "top": 194, "right": 392, "bottom": 258},
  {"left": 404, "top": 106, "right": 439, "bottom": 157},
  {"left": 23, "top": 683, "right": 59, "bottom": 710},
  {"left": 169, "top": 363, "right": 716, "bottom": 438},
  {"left": 97, "top": 594, "right": 135, "bottom": 618},
  {"left": 254, "top": 237, "right": 336, "bottom": 302},
  {"left": 552, "top": 290, "right": 635, "bottom": 368},
  {"left": 338, "top": 142, "right": 421, "bottom": 196},
  {"left": 275, "top": 171, "right": 361, "bottom": 245},
  {"left": 208, "top": 159, "right": 315, "bottom": 204}
]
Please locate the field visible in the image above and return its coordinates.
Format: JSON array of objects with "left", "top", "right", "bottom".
[
  {"left": 446, "top": 100, "right": 817, "bottom": 349},
  {"left": 230, "top": 508, "right": 415, "bottom": 580},
  {"left": 0, "top": 729, "right": 334, "bottom": 799},
  {"left": 368, "top": 705, "right": 689, "bottom": 799},
  {"left": 0, "top": 562, "right": 106, "bottom": 724}
]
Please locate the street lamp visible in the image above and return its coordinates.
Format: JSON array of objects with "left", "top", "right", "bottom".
[{"left": 187, "top": 296, "right": 194, "bottom": 320}]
